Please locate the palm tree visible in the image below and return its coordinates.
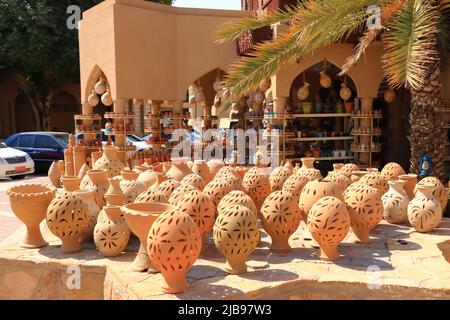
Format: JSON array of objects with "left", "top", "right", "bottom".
[{"left": 215, "top": 0, "right": 450, "bottom": 180}]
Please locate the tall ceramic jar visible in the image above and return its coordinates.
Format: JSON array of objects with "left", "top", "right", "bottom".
[
  {"left": 217, "top": 190, "right": 257, "bottom": 216},
  {"left": 87, "top": 169, "right": 110, "bottom": 209},
  {"left": 269, "top": 166, "right": 291, "bottom": 191},
  {"left": 381, "top": 162, "right": 406, "bottom": 181},
  {"left": 381, "top": 180, "right": 409, "bottom": 224},
  {"left": 242, "top": 167, "right": 271, "bottom": 212},
  {"left": 261, "top": 191, "right": 301, "bottom": 253},
  {"left": 147, "top": 209, "right": 201, "bottom": 293},
  {"left": 93, "top": 145, "right": 125, "bottom": 178},
  {"left": 120, "top": 170, "right": 146, "bottom": 204},
  {"left": 191, "top": 160, "right": 212, "bottom": 183},
  {"left": 74, "top": 190, "right": 101, "bottom": 242},
  {"left": 415, "top": 177, "right": 448, "bottom": 213},
  {"left": 282, "top": 173, "right": 311, "bottom": 203},
  {"left": 94, "top": 205, "right": 130, "bottom": 257},
  {"left": 344, "top": 184, "right": 383, "bottom": 243},
  {"left": 358, "top": 172, "right": 388, "bottom": 197},
  {"left": 407, "top": 183, "right": 442, "bottom": 233},
  {"left": 165, "top": 157, "right": 193, "bottom": 181},
  {"left": 308, "top": 196, "right": 350, "bottom": 261},
  {"left": 398, "top": 174, "right": 418, "bottom": 199},
  {"left": 213, "top": 205, "right": 260, "bottom": 274}
]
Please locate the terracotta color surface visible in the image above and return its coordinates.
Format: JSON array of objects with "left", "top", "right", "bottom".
[
  {"left": 217, "top": 190, "right": 257, "bottom": 217},
  {"left": 282, "top": 173, "right": 311, "bottom": 203},
  {"left": 269, "top": 166, "right": 291, "bottom": 192},
  {"left": 415, "top": 176, "right": 448, "bottom": 211},
  {"left": 154, "top": 179, "right": 181, "bottom": 199},
  {"left": 168, "top": 184, "right": 197, "bottom": 206},
  {"left": 180, "top": 173, "right": 206, "bottom": 190},
  {"left": 408, "top": 183, "right": 442, "bottom": 233},
  {"left": 381, "top": 162, "right": 406, "bottom": 181},
  {"left": 382, "top": 180, "right": 409, "bottom": 224},
  {"left": 358, "top": 172, "right": 389, "bottom": 197}
]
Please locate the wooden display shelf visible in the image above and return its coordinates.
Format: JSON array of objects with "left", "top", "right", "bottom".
[
  {"left": 267, "top": 150, "right": 296, "bottom": 156},
  {"left": 244, "top": 116, "right": 263, "bottom": 120},
  {"left": 351, "top": 148, "right": 382, "bottom": 153},
  {"left": 285, "top": 113, "right": 352, "bottom": 118},
  {"left": 104, "top": 113, "right": 135, "bottom": 119},
  {"left": 287, "top": 136, "right": 354, "bottom": 142},
  {"left": 351, "top": 132, "right": 382, "bottom": 136},
  {"left": 75, "top": 114, "right": 102, "bottom": 121},
  {"left": 291, "top": 156, "right": 354, "bottom": 161},
  {"left": 351, "top": 114, "right": 383, "bottom": 119}
]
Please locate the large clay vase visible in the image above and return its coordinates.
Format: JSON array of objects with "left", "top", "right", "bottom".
[
  {"left": 308, "top": 196, "right": 351, "bottom": 261},
  {"left": 300, "top": 168, "right": 323, "bottom": 181},
  {"left": 261, "top": 191, "right": 301, "bottom": 253},
  {"left": 381, "top": 162, "right": 406, "bottom": 181},
  {"left": 165, "top": 157, "right": 193, "bottom": 182},
  {"left": 135, "top": 189, "right": 168, "bottom": 204},
  {"left": 180, "top": 173, "right": 206, "bottom": 190},
  {"left": 137, "top": 169, "right": 158, "bottom": 189},
  {"left": 323, "top": 171, "right": 350, "bottom": 193},
  {"left": 74, "top": 190, "right": 101, "bottom": 242},
  {"left": 87, "top": 169, "right": 110, "bottom": 209},
  {"left": 147, "top": 209, "right": 202, "bottom": 293},
  {"left": 46, "top": 190, "right": 89, "bottom": 253},
  {"left": 7, "top": 184, "right": 56, "bottom": 248},
  {"left": 93, "top": 145, "right": 125, "bottom": 178},
  {"left": 339, "top": 163, "right": 359, "bottom": 177},
  {"left": 299, "top": 157, "right": 315, "bottom": 171},
  {"left": 415, "top": 177, "right": 448, "bottom": 213},
  {"left": 213, "top": 205, "right": 260, "bottom": 274},
  {"left": 351, "top": 171, "right": 368, "bottom": 183},
  {"left": 407, "top": 183, "right": 442, "bottom": 232},
  {"left": 191, "top": 160, "right": 212, "bottom": 183},
  {"left": 61, "top": 176, "right": 81, "bottom": 192},
  {"left": 398, "top": 174, "right": 418, "bottom": 199},
  {"left": 48, "top": 161, "right": 62, "bottom": 188},
  {"left": 120, "top": 171, "right": 146, "bottom": 204},
  {"left": 203, "top": 179, "right": 234, "bottom": 207},
  {"left": 358, "top": 172, "right": 389, "bottom": 197},
  {"left": 104, "top": 178, "right": 124, "bottom": 206},
  {"left": 382, "top": 180, "right": 409, "bottom": 224},
  {"left": 154, "top": 179, "right": 181, "bottom": 199},
  {"left": 269, "top": 166, "right": 291, "bottom": 191},
  {"left": 344, "top": 184, "right": 383, "bottom": 243},
  {"left": 299, "top": 180, "right": 343, "bottom": 223},
  {"left": 94, "top": 205, "right": 130, "bottom": 257},
  {"left": 122, "top": 202, "right": 175, "bottom": 272},
  {"left": 242, "top": 167, "right": 271, "bottom": 212},
  {"left": 218, "top": 173, "right": 242, "bottom": 191},
  {"left": 282, "top": 173, "right": 311, "bottom": 203},
  {"left": 217, "top": 190, "right": 257, "bottom": 217},
  {"left": 215, "top": 166, "right": 239, "bottom": 180},
  {"left": 168, "top": 184, "right": 197, "bottom": 206}
]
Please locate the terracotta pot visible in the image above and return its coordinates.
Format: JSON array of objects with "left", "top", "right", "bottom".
[
  {"left": 93, "top": 145, "right": 125, "bottom": 178},
  {"left": 382, "top": 180, "right": 409, "bottom": 224},
  {"left": 323, "top": 171, "right": 350, "bottom": 193},
  {"left": 217, "top": 190, "right": 257, "bottom": 217},
  {"left": 333, "top": 163, "right": 344, "bottom": 171},
  {"left": 283, "top": 160, "right": 294, "bottom": 174},
  {"left": 215, "top": 166, "right": 239, "bottom": 180},
  {"left": 121, "top": 169, "right": 139, "bottom": 181},
  {"left": 339, "top": 163, "right": 359, "bottom": 177},
  {"left": 398, "top": 174, "right": 418, "bottom": 199},
  {"left": 381, "top": 162, "right": 406, "bottom": 181},
  {"left": 137, "top": 169, "right": 158, "bottom": 188},
  {"left": 261, "top": 191, "right": 301, "bottom": 253},
  {"left": 147, "top": 209, "right": 201, "bottom": 293},
  {"left": 308, "top": 196, "right": 351, "bottom": 260},
  {"left": 213, "top": 205, "right": 260, "bottom": 274},
  {"left": 47, "top": 190, "right": 89, "bottom": 253},
  {"left": 299, "top": 180, "right": 343, "bottom": 223},
  {"left": 120, "top": 177, "right": 146, "bottom": 204},
  {"left": 165, "top": 157, "right": 193, "bottom": 181},
  {"left": 7, "top": 184, "right": 56, "bottom": 248},
  {"left": 80, "top": 173, "right": 94, "bottom": 190},
  {"left": 415, "top": 176, "right": 448, "bottom": 212},
  {"left": 104, "top": 178, "right": 124, "bottom": 206},
  {"left": 74, "top": 190, "right": 101, "bottom": 242},
  {"left": 48, "top": 161, "right": 62, "bottom": 188},
  {"left": 61, "top": 176, "right": 81, "bottom": 192},
  {"left": 154, "top": 179, "right": 181, "bottom": 199},
  {"left": 358, "top": 172, "right": 388, "bottom": 197},
  {"left": 94, "top": 205, "right": 130, "bottom": 257},
  {"left": 219, "top": 173, "right": 242, "bottom": 191},
  {"left": 135, "top": 189, "right": 168, "bottom": 203},
  {"left": 150, "top": 172, "right": 169, "bottom": 189},
  {"left": 207, "top": 159, "right": 225, "bottom": 178},
  {"left": 191, "top": 160, "right": 212, "bottom": 183},
  {"left": 269, "top": 166, "right": 291, "bottom": 191},
  {"left": 351, "top": 170, "right": 368, "bottom": 183},
  {"left": 242, "top": 168, "right": 271, "bottom": 212},
  {"left": 87, "top": 169, "right": 110, "bottom": 209},
  {"left": 407, "top": 183, "right": 442, "bottom": 232},
  {"left": 122, "top": 202, "right": 175, "bottom": 272},
  {"left": 299, "top": 157, "right": 316, "bottom": 171},
  {"left": 344, "top": 184, "right": 383, "bottom": 243},
  {"left": 91, "top": 150, "right": 102, "bottom": 168},
  {"left": 180, "top": 173, "right": 206, "bottom": 190},
  {"left": 282, "top": 173, "right": 311, "bottom": 203},
  {"left": 168, "top": 184, "right": 197, "bottom": 206},
  {"left": 203, "top": 179, "right": 234, "bottom": 207},
  {"left": 77, "top": 163, "right": 90, "bottom": 179}
]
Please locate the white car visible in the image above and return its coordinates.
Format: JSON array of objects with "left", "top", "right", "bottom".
[{"left": 0, "top": 142, "right": 35, "bottom": 179}]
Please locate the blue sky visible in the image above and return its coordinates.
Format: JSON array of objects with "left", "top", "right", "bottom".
[{"left": 174, "top": 0, "right": 241, "bottom": 10}]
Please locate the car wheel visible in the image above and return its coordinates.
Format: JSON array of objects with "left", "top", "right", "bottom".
[{"left": 11, "top": 175, "right": 26, "bottom": 180}]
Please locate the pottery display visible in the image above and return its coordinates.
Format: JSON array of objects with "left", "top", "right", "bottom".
[
  {"left": 61, "top": 176, "right": 81, "bottom": 192},
  {"left": 86, "top": 169, "right": 110, "bottom": 209},
  {"left": 120, "top": 172, "right": 147, "bottom": 204},
  {"left": 415, "top": 177, "right": 448, "bottom": 212},
  {"left": 298, "top": 180, "right": 343, "bottom": 223},
  {"left": 122, "top": 202, "right": 175, "bottom": 272},
  {"left": 217, "top": 190, "right": 257, "bottom": 217},
  {"left": 213, "top": 205, "right": 260, "bottom": 274},
  {"left": 207, "top": 159, "right": 225, "bottom": 178},
  {"left": 93, "top": 145, "right": 125, "bottom": 178},
  {"left": 358, "top": 172, "right": 389, "bottom": 197},
  {"left": 165, "top": 157, "right": 193, "bottom": 181},
  {"left": 104, "top": 177, "right": 124, "bottom": 206},
  {"left": 168, "top": 184, "right": 198, "bottom": 206},
  {"left": 242, "top": 167, "right": 271, "bottom": 212},
  {"left": 203, "top": 179, "right": 234, "bottom": 207},
  {"left": 351, "top": 171, "right": 368, "bottom": 183},
  {"left": 323, "top": 171, "right": 350, "bottom": 193},
  {"left": 218, "top": 172, "right": 242, "bottom": 191},
  {"left": 94, "top": 205, "right": 130, "bottom": 257},
  {"left": 253, "top": 146, "right": 270, "bottom": 167},
  {"left": 147, "top": 209, "right": 201, "bottom": 293},
  {"left": 339, "top": 163, "right": 359, "bottom": 177},
  {"left": 77, "top": 163, "right": 90, "bottom": 179},
  {"left": 154, "top": 179, "right": 181, "bottom": 199},
  {"left": 299, "top": 157, "right": 316, "bottom": 171},
  {"left": 46, "top": 189, "right": 89, "bottom": 253},
  {"left": 191, "top": 160, "right": 212, "bottom": 183},
  {"left": 135, "top": 189, "right": 168, "bottom": 204},
  {"left": 80, "top": 172, "right": 94, "bottom": 190},
  {"left": 382, "top": 180, "right": 409, "bottom": 224},
  {"left": 408, "top": 183, "right": 442, "bottom": 232},
  {"left": 261, "top": 191, "right": 301, "bottom": 253},
  {"left": 333, "top": 163, "right": 344, "bottom": 171},
  {"left": 137, "top": 169, "right": 158, "bottom": 188},
  {"left": 7, "top": 184, "right": 56, "bottom": 248},
  {"left": 282, "top": 173, "right": 311, "bottom": 203},
  {"left": 381, "top": 162, "right": 406, "bottom": 181},
  {"left": 48, "top": 161, "right": 62, "bottom": 188},
  {"left": 398, "top": 174, "right": 418, "bottom": 199},
  {"left": 215, "top": 166, "right": 239, "bottom": 180},
  {"left": 180, "top": 173, "right": 206, "bottom": 190},
  {"left": 319, "top": 70, "right": 332, "bottom": 88},
  {"left": 344, "top": 184, "right": 383, "bottom": 243},
  {"left": 269, "top": 166, "right": 291, "bottom": 191},
  {"left": 74, "top": 190, "right": 101, "bottom": 242},
  {"left": 300, "top": 168, "right": 323, "bottom": 181},
  {"left": 307, "top": 196, "right": 351, "bottom": 261}
]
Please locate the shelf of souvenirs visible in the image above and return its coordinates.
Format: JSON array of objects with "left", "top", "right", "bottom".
[
  {"left": 351, "top": 110, "right": 383, "bottom": 119},
  {"left": 351, "top": 128, "right": 382, "bottom": 136},
  {"left": 263, "top": 131, "right": 296, "bottom": 139},
  {"left": 104, "top": 112, "right": 136, "bottom": 119},
  {"left": 287, "top": 136, "right": 354, "bottom": 142},
  {"left": 285, "top": 113, "right": 352, "bottom": 119},
  {"left": 351, "top": 147, "right": 382, "bottom": 153},
  {"left": 74, "top": 127, "right": 101, "bottom": 135},
  {"left": 290, "top": 156, "right": 354, "bottom": 161},
  {"left": 144, "top": 112, "right": 191, "bottom": 120},
  {"left": 74, "top": 114, "right": 102, "bottom": 121},
  {"left": 144, "top": 127, "right": 179, "bottom": 134},
  {"left": 105, "top": 130, "right": 137, "bottom": 136},
  {"left": 267, "top": 150, "right": 296, "bottom": 156}
]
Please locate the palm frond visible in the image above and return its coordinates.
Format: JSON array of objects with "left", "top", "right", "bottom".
[{"left": 382, "top": 0, "right": 440, "bottom": 89}]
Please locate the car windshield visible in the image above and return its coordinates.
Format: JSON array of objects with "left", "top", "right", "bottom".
[
  {"left": 127, "top": 134, "right": 143, "bottom": 142},
  {"left": 51, "top": 133, "right": 69, "bottom": 147},
  {"left": 0, "top": 143, "right": 7, "bottom": 148}
]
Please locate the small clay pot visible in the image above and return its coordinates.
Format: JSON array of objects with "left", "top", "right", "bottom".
[
  {"left": 269, "top": 166, "right": 291, "bottom": 191},
  {"left": 261, "top": 191, "right": 301, "bottom": 253},
  {"left": 168, "top": 184, "right": 197, "bottom": 206},
  {"left": 308, "top": 196, "right": 350, "bottom": 261},
  {"left": 382, "top": 180, "right": 409, "bottom": 224},
  {"left": 299, "top": 157, "right": 316, "bottom": 171},
  {"left": 137, "top": 169, "right": 158, "bottom": 189},
  {"left": 381, "top": 162, "right": 406, "bottom": 181},
  {"left": 191, "top": 160, "right": 212, "bottom": 183},
  {"left": 135, "top": 189, "right": 168, "bottom": 203},
  {"left": 282, "top": 173, "right": 311, "bottom": 203},
  {"left": 147, "top": 209, "right": 201, "bottom": 293},
  {"left": 7, "top": 184, "right": 56, "bottom": 248},
  {"left": 180, "top": 173, "right": 206, "bottom": 190},
  {"left": 203, "top": 179, "right": 234, "bottom": 207},
  {"left": 323, "top": 171, "right": 350, "bottom": 193},
  {"left": 408, "top": 183, "right": 442, "bottom": 232},
  {"left": 299, "top": 168, "right": 323, "bottom": 181},
  {"left": 48, "top": 162, "right": 62, "bottom": 188},
  {"left": 415, "top": 176, "right": 448, "bottom": 212},
  {"left": 217, "top": 190, "right": 257, "bottom": 217},
  {"left": 165, "top": 157, "right": 193, "bottom": 181},
  {"left": 242, "top": 168, "right": 271, "bottom": 212},
  {"left": 61, "top": 176, "right": 81, "bottom": 192},
  {"left": 154, "top": 179, "right": 181, "bottom": 199},
  {"left": 207, "top": 159, "right": 225, "bottom": 178},
  {"left": 120, "top": 177, "right": 146, "bottom": 204},
  {"left": 398, "top": 174, "right": 418, "bottom": 199},
  {"left": 358, "top": 172, "right": 389, "bottom": 197},
  {"left": 104, "top": 177, "right": 124, "bottom": 206},
  {"left": 339, "top": 163, "right": 359, "bottom": 177},
  {"left": 93, "top": 145, "right": 125, "bottom": 178},
  {"left": 219, "top": 172, "right": 242, "bottom": 190},
  {"left": 213, "top": 205, "right": 260, "bottom": 274}
]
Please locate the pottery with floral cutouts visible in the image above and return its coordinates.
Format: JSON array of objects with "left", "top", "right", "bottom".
[
  {"left": 74, "top": 190, "right": 101, "bottom": 242},
  {"left": 165, "top": 157, "right": 192, "bottom": 181},
  {"left": 269, "top": 166, "right": 291, "bottom": 191},
  {"left": 93, "top": 145, "right": 124, "bottom": 178},
  {"left": 351, "top": 171, "right": 368, "bottom": 183},
  {"left": 382, "top": 180, "right": 409, "bottom": 224},
  {"left": 215, "top": 166, "right": 239, "bottom": 180},
  {"left": 408, "top": 183, "right": 442, "bottom": 232},
  {"left": 135, "top": 189, "right": 168, "bottom": 204},
  {"left": 242, "top": 167, "right": 271, "bottom": 212},
  {"left": 282, "top": 173, "right": 311, "bottom": 203},
  {"left": 359, "top": 172, "right": 389, "bottom": 197},
  {"left": 415, "top": 176, "right": 447, "bottom": 213},
  {"left": 203, "top": 179, "right": 235, "bottom": 207},
  {"left": 180, "top": 173, "right": 206, "bottom": 190},
  {"left": 299, "top": 168, "right": 323, "bottom": 181},
  {"left": 137, "top": 169, "right": 158, "bottom": 189},
  {"left": 381, "top": 162, "right": 406, "bottom": 181},
  {"left": 168, "top": 184, "right": 198, "bottom": 206},
  {"left": 104, "top": 177, "right": 123, "bottom": 206},
  {"left": 7, "top": 184, "right": 56, "bottom": 248},
  {"left": 154, "top": 179, "right": 181, "bottom": 199},
  {"left": 217, "top": 190, "right": 257, "bottom": 217},
  {"left": 323, "top": 171, "right": 350, "bottom": 193},
  {"left": 86, "top": 169, "right": 110, "bottom": 209},
  {"left": 398, "top": 174, "right": 418, "bottom": 199},
  {"left": 207, "top": 159, "right": 225, "bottom": 178},
  {"left": 120, "top": 171, "right": 146, "bottom": 204},
  {"left": 191, "top": 160, "right": 212, "bottom": 183},
  {"left": 339, "top": 163, "right": 359, "bottom": 177}
]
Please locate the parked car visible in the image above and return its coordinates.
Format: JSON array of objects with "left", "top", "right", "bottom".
[
  {"left": 4, "top": 132, "right": 69, "bottom": 171},
  {"left": 75, "top": 130, "right": 150, "bottom": 151},
  {"left": 0, "top": 142, "right": 35, "bottom": 179}
]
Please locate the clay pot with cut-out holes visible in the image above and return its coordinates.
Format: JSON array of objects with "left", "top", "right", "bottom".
[
  {"left": 351, "top": 171, "right": 368, "bottom": 183},
  {"left": 339, "top": 163, "right": 359, "bottom": 177},
  {"left": 282, "top": 173, "right": 311, "bottom": 203},
  {"left": 213, "top": 205, "right": 260, "bottom": 274},
  {"left": 48, "top": 162, "right": 62, "bottom": 188},
  {"left": 93, "top": 145, "right": 124, "bottom": 178},
  {"left": 323, "top": 171, "right": 351, "bottom": 193},
  {"left": 382, "top": 180, "right": 409, "bottom": 224},
  {"left": 344, "top": 184, "right": 383, "bottom": 243},
  {"left": 408, "top": 183, "right": 442, "bottom": 232},
  {"left": 203, "top": 179, "right": 234, "bottom": 207},
  {"left": 398, "top": 174, "right": 418, "bottom": 199},
  {"left": 242, "top": 168, "right": 271, "bottom": 212},
  {"left": 269, "top": 166, "right": 291, "bottom": 191},
  {"left": 299, "top": 168, "right": 323, "bottom": 181},
  {"left": 219, "top": 172, "right": 242, "bottom": 191},
  {"left": 74, "top": 190, "right": 101, "bottom": 242},
  {"left": 261, "top": 190, "right": 301, "bottom": 253},
  {"left": 135, "top": 189, "right": 168, "bottom": 204},
  {"left": 137, "top": 169, "right": 158, "bottom": 189},
  {"left": 168, "top": 184, "right": 197, "bottom": 206},
  {"left": 415, "top": 176, "right": 447, "bottom": 212},
  {"left": 308, "top": 196, "right": 350, "bottom": 261},
  {"left": 217, "top": 190, "right": 257, "bottom": 217},
  {"left": 215, "top": 166, "right": 239, "bottom": 180},
  {"left": 120, "top": 172, "right": 146, "bottom": 204},
  {"left": 104, "top": 177, "right": 123, "bottom": 206},
  {"left": 359, "top": 172, "right": 389, "bottom": 197},
  {"left": 299, "top": 157, "right": 315, "bottom": 171},
  {"left": 381, "top": 162, "right": 406, "bottom": 181},
  {"left": 191, "top": 160, "right": 212, "bottom": 183},
  {"left": 147, "top": 209, "right": 202, "bottom": 293},
  {"left": 165, "top": 158, "right": 192, "bottom": 181},
  {"left": 207, "top": 159, "right": 225, "bottom": 178},
  {"left": 154, "top": 179, "right": 181, "bottom": 199},
  {"left": 86, "top": 169, "right": 110, "bottom": 209},
  {"left": 180, "top": 173, "right": 206, "bottom": 190}
]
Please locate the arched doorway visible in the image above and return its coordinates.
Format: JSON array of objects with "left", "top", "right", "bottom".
[
  {"left": 14, "top": 92, "right": 35, "bottom": 132},
  {"left": 50, "top": 91, "right": 80, "bottom": 132}
]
